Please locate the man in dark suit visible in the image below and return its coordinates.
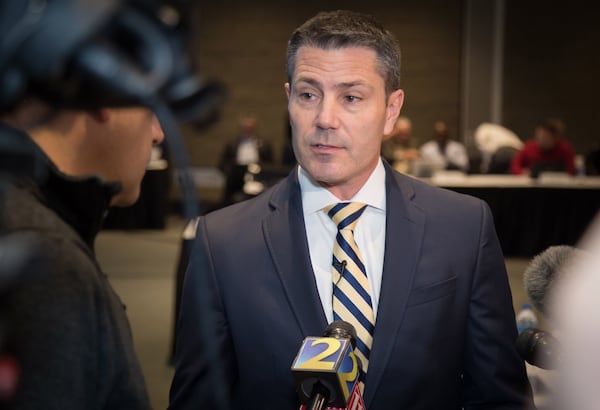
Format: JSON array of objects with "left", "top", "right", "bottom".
[{"left": 169, "top": 10, "right": 533, "bottom": 410}]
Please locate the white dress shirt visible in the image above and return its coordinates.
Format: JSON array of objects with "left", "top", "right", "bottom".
[
  {"left": 419, "top": 139, "right": 470, "bottom": 172},
  {"left": 236, "top": 138, "right": 259, "bottom": 165},
  {"left": 299, "top": 159, "right": 387, "bottom": 323}
]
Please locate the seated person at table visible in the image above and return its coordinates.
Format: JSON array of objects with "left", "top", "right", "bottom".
[
  {"left": 510, "top": 118, "right": 576, "bottom": 177},
  {"left": 218, "top": 115, "right": 274, "bottom": 205},
  {"left": 474, "top": 122, "right": 523, "bottom": 174},
  {"left": 419, "top": 120, "right": 469, "bottom": 173},
  {"left": 381, "top": 115, "right": 420, "bottom": 174}
]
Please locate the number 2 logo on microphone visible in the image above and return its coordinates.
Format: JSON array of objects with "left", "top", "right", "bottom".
[
  {"left": 292, "top": 337, "right": 360, "bottom": 401},
  {"left": 294, "top": 337, "right": 344, "bottom": 370}
]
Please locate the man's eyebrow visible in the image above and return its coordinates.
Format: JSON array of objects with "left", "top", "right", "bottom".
[
  {"left": 335, "top": 81, "right": 368, "bottom": 90},
  {"left": 294, "top": 77, "right": 321, "bottom": 88},
  {"left": 294, "top": 78, "right": 369, "bottom": 90}
]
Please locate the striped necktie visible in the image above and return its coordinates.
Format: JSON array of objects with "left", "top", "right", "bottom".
[{"left": 325, "top": 202, "right": 375, "bottom": 382}]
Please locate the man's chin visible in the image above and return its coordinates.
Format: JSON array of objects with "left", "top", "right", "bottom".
[
  {"left": 110, "top": 190, "right": 140, "bottom": 208},
  {"left": 306, "top": 166, "right": 342, "bottom": 186}
]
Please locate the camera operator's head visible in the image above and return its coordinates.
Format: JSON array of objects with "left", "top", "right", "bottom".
[
  {"left": 2, "top": 98, "right": 164, "bottom": 207},
  {"left": 0, "top": 0, "right": 224, "bottom": 208},
  {"left": 0, "top": 0, "right": 168, "bottom": 207}
]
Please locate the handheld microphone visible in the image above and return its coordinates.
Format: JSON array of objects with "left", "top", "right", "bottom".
[
  {"left": 524, "top": 245, "right": 578, "bottom": 318},
  {"left": 516, "top": 327, "right": 560, "bottom": 370},
  {"left": 291, "top": 320, "right": 365, "bottom": 410}
]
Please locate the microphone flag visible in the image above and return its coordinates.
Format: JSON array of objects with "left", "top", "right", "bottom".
[{"left": 299, "top": 383, "right": 365, "bottom": 410}]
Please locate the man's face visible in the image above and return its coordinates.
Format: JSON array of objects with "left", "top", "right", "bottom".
[
  {"left": 95, "top": 107, "right": 164, "bottom": 206},
  {"left": 433, "top": 121, "right": 449, "bottom": 142},
  {"left": 393, "top": 120, "right": 412, "bottom": 144},
  {"left": 535, "top": 127, "right": 557, "bottom": 152},
  {"left": 240, "top": 116, "right": 257, "bottom": 138},
  {"left": 285, "top": 46, "right": 403, "bottom": 199}
]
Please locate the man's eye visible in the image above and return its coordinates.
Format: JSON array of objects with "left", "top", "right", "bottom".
[
  {"left": 300, "top": 92, "right": 315, "bottom": 100},
  {"left": 345, "top": 95, "right": 361, "bottom": 103}
]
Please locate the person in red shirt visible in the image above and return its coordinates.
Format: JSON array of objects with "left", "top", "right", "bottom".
[{"left": 510, "top": 118, "right": 576, "bottom": 176}]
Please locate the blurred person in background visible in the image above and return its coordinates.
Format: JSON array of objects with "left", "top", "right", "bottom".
[
  {"left": 381, "top": 115, "right": 420, "bottom": 174},
  {"left": 474, "top": 122, "right": 524, "bottom": 174},
  {"left": 510, "top": 118, "right": 576, "bottom": 177},
  {"left": 419, "top": 120, "right": 469, "bottom": 172},
  {"left": 218, "top": 115, "right": 274, "bottom": 205}
]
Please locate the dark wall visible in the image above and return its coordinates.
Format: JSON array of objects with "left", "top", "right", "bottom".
[
  {"left": 180, "top": 0, "right": 599, "bottom": 167},
  {"left": 182, "top": 0, "right": 462, "bottom": 166},
  {"left": 503, "top": 1, "right": 600, "bottom": 154}
]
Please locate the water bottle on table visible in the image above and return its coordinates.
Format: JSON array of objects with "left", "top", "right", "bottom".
[{"left": 516, "top": 303, "right": 538, "bottom": 334}]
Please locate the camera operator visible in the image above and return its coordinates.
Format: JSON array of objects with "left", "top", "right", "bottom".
[
  {"left": 0, "top": 1, "right": 169, "bottom": 408},
  {"left": 0, "top": 0, "right": 228, "bottom": 405},
  {"left": 0, "top": 97, "right": 163, "bottom": 409}
]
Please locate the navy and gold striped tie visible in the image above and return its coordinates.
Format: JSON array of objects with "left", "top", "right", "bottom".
[{"left": 325, "top": 202, "right": 375, "bottom": 382}]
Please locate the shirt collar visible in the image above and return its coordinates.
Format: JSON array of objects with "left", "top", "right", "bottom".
[{"left": 299, "top": 158, "right": 387, "bottom": 216}]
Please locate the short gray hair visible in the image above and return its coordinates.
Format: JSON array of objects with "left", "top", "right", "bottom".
[{"left": 286, "top": 10, "right": 401, "bottom": 96}]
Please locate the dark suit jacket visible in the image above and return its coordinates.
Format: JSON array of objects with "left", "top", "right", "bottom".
[{"left": 169, "top": 162, "right": 533, "bottom": 410}]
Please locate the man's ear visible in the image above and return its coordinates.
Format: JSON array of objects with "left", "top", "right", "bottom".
[
  {"left": 89, "top": 108, "right": 111, "bottom": 123},
  {"left": 384, "top": 89, "right": 404, "bottom": 135},
  {"left": 285, "top": 82, "right": 291, "bottom": 100}
]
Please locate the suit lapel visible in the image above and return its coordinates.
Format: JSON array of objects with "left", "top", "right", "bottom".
[
  {"left": 363, "top": 165, "right": 426, "bottom": 406},
  {"left": 263, "top": 170, "right": 328, "bottom": 337}
]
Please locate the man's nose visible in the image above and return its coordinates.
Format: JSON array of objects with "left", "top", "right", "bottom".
[
  {"left": 152, "top": 115, "right": 165, "bottom": 145},
  {"left": 315, "top": 95, "right": 340, "bottom": 130}
]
